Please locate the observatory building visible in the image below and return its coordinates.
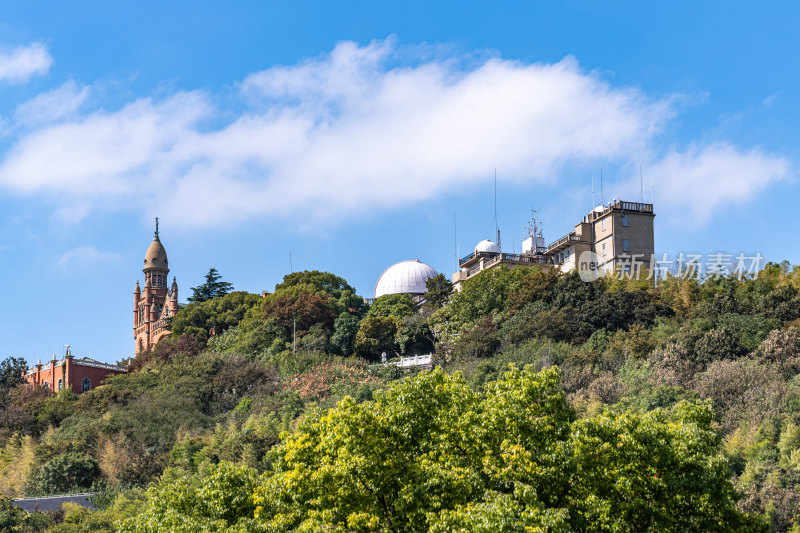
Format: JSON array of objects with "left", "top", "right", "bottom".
[
  {"left": 371, "top": 259, "right": 439, "bottom": 303},
  {"left": 452, "top": 200, "right": 655, "bottom": 289}
]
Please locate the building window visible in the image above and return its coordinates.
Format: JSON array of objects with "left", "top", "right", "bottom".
[
  {"left": 42, "top": 381, "right": 49, "bottom": 389},
  {"left": 81, "top": 377, "right": 91, "bottom": 393},
  {"left": 623, "top": 239, "right": 630, "bottom": 252},
  {"left": 601, "top": 218, "right": 606, "bottom": 231},
  {"left": 602, "top": 243, "right": 607, "bottom": 257},
  {"left": 622, "top": 214, "right": 629, "bottom": 226},
  {"left": 57, "top": 379, "right": 63, "bottom": 391}
]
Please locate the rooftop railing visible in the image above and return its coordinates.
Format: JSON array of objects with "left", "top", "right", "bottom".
[
  {"left": 585, "top": 200, "right": 654, "bottom": 222},
  {"left": 464, "top": 253, "right": 554, "bottom": 278},
  {"left": 546, "top": 232, "right": 583, "bottom": 252},
  {"left": 459, "top": 250, "right": 500, "bottom": 266},
  {"left": 24, "top": 357, "right": 127, "bottom": 375}
]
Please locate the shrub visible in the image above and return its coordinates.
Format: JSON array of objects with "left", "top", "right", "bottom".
[
  {"left": 693, "top": 360, "right": 786, "bottom": 432},
  {"left": 693, "top": 327, "right": 747, "bottom": 367},
  {"left": 30, "top": 452, "right": 98, "bottom": 495},
  {"left": 450, "top": 316, "right": 500, "bottom": 361},
  {"left": 757, "top": 327, "right": 800, "bottom": 379}
]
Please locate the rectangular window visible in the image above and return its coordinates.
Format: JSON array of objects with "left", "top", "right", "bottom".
[
  {"left": 622, "top": 214, "right": 629, "bottom": 226},
  {"left": 623, "top": 239, "right": 630, "bottom": 252},
  {"left": 602, "top": 243, "right": 607, "bottom": 256},
  {"left": 601, "top": 218, "right": 606, "bottom": 231}
]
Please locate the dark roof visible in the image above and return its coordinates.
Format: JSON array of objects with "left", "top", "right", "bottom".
[{"left": 13, "top": 493, "right": 97, "bottom": 513}]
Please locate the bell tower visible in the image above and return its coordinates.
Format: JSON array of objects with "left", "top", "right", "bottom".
[{"left": 134, "top": 218, "right": 179, "bottom": 354}]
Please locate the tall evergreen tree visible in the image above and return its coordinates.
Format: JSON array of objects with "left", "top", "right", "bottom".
[
  {"left": 422, "top": 273, "right": 453, "bottom": 313},
  {"left": 188, "top": 268, "right": 234, "bottom": 303}
]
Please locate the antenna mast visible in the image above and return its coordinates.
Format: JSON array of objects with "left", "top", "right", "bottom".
[
  {"left": 650, "top": 174, "right": 655, "bottom": 205},
  {"left": 494, "top": 169, "right": 500, "bottom": 250},
  {"left": 600, "top": 169, "right": 605, "bottom": 205},
  {"left": 453, "top": 212, "right": 458, "bottom": 272},
  {"left": 640, "top": 165, "right": 644, "bottom": 202},
  {"left": 592, "top": 175, "right": 596, "bottom": 208}
]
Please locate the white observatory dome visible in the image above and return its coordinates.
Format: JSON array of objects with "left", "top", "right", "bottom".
[
  {"left": 374, "top": 260, "right": 439, "bottom": 298},
  {"left": 474, "top": 239, "right": 500, "bottom": 254}
]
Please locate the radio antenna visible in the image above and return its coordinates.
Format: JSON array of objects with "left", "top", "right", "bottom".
[
  {"left": 453, "top": 212, "right": 458, "bottom": 271},
  {"left": 600, "top": 168, "right": 605, "bottom": 205},
  {"left": 494, "top": 169, "right": 501, "bottom": 250},
  {"left": 650, "top": 173, "right": 655, "bottom": 204},
  {"left": 640, "top": 165, "right": 644, "bottom": 202}
]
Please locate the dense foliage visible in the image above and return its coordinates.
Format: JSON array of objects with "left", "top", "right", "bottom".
[
  {"left": 2, "top": 262, "right": 800, "bottom": 530},
  {"left": 121, "top": 367, "right": 758, "bottom": 532}
]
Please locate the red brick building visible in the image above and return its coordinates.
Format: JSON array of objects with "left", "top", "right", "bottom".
[
  {"left": 23, "top": 349, "right": 127, "bottom": 394},
  {"left": 134, "top": 219, "right": 180, "bottom": 354}
]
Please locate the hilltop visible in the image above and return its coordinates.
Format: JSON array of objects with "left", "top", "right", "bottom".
[{"left": 2, "top": 264, "right": 800, "bottom": 531}]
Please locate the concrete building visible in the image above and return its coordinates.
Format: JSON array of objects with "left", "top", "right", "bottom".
[
  {"left": 134, "top": 219, "right": 180, "bottom": 354},
  {"left": 547, "top": 200, "right": 654, "bottom": 276},
  {"left": 452, "top": 200, "right": 654, "bottom": 288},
  {"left": 22, "top": 347, "right": 127, "bottom": 394},
  {"left": 452, "top": 210, "right": 553, "bottom": 290}
]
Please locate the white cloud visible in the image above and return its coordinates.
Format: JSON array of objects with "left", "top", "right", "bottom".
[
  {"left": 0, "top": 39, "right": 790, "bottom": 229},
  {"left": 57, "top": 245, "right": 122, "bottom": 272},
  {"left": 15, "top": 80, "right": 89, "bottom": 127},
  {"left": 647, "top": 143, "right": 789, "bottom": 224},
  {"left": 0, "top": 42, "right": 52, "bottom": 84}
]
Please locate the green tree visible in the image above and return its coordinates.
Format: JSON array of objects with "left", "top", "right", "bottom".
[
  {"left": 188, "top": 268, "right": 234, "bottom": 303},
  {"left": 422, "top": 273, "right": 453, "bottom": 313},
  {"left": 262, "top": 291, "right": 336, "bottom": 337},
  {"left": 275, "top": 269, "right": 364, "bottom": 316},
  {"left": 244, "top": 366, "right": 756, "bottom": 532},
  {"left": 330, "top": 312, "right": 361, "bottom": 356},
  {"left": 0, "top": 357, "right": 27, "bottom": 390},
  {"left": 170, "top": 291, "right": 261, "bottom": 343},
  {"left": 354, "top": 316, "right": 399, "bottom": 361},
  {"left": 693, "top": 327, "right": 747, "bottom": 367},
  {"left": 30, "top": 452, "right": 98, "bottom": 495},
  {"left": 450, "top": 316, "right": 500, "bottom": 361},
  {"left": 396, "top": 313, "right": 434, "bottom": 355},
  {"left": 569, "top": 401, "right": 759, "bottom": 531},
  {"left": 366, "top": 293, "right": 417, "bottom": 319},
  {"left": 432, "top": 265, "right": 532, "bottom": 336},
  {"left": 118, "top": 461, "right": 259, "bottom": 532}
]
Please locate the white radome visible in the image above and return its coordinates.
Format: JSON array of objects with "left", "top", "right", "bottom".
[
  {"left": 374, "top": 260, "right": 439, "bottom": 298},
  {"left": 474, "top": 239, "right": 500, "bottom": 254}
]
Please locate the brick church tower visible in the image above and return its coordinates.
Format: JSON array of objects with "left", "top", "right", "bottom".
[{"left": 134, "top": 219, "right": 179, "bottom": 354}]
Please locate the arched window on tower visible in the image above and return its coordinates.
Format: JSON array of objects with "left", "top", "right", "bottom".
[{"left": 81, "top": 377, "right": 91, "bottom": 392}]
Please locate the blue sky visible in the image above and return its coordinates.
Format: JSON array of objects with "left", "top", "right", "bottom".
[{"left": 1, "top": 1, "right": 798, "bottom": 364}]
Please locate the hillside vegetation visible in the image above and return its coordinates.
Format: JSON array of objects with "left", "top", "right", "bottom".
[{"left": 2, "top": 264, "right": 800, "bottom": 531}]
